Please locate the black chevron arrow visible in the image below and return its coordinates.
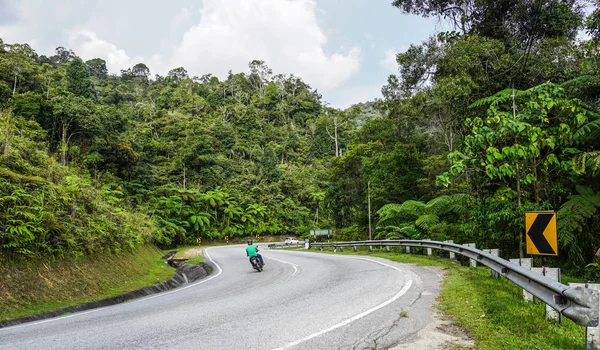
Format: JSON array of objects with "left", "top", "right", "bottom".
[{"left": 527, "top": 213, "right": 556, "bottom": 255}]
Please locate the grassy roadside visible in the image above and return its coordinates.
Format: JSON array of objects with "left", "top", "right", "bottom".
[
  {"left": 312, "top": 246, "right": 585, "bottom": 349},
  {"left": 0, "top": 245, "right": 175, "bottom": 322}
]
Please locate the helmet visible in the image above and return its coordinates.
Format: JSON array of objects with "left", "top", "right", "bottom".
[{"left": 248, "top": 239, "right": 253, "bottom": 245}]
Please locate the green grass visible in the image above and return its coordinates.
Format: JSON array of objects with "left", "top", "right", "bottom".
[
  {"left": 186, "top": 256, "right": 205, "bottom": 265},
  {"left": 310, "top": 246, "right": 586, "bottom": 349},
  {"left": 104, "top": 257, "right": 175, "bottom": 296},
  {"left": 0, "top": 245, "right": 175, "bottom": 322}
]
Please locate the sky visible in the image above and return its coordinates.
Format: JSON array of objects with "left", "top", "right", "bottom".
[{"left": 0, "top": 0, "right": 442, "bottom": 108}]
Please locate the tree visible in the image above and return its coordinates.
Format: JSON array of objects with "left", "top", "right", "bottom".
[
  {"left": 66, "top": 57, "right": 94, "bottom": 99},
  {"left": 391, "top": 0, "right": 585, "bottom": 40},
  {"left": 50, "top": 95, "right": 97, "bottom": 165},
  {"left": 248, "top": 60, "right": 273, "bottom": 97},
  {"left": 122, "top": 63, "right": 151, "bottom": 84},
  {"left": 132, "top": 63, "right": 150, "bottom": 80},
  {"left": 53, "top": 47, "right": 75, "bottom": 64},
  {"left": 322, "top": 107, "right": 358, "bottom": 157},
  {"left": 167, "top": 67, "right": 188, "bottom": 86},
  {"left": 0, "top": 43, "right": 40, "bottom": 98},
  {"left": 86, "top": 58, "right": 108, "bottom": 80}
]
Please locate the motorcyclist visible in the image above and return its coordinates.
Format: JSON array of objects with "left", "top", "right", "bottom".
[{"left": 246, "top": 239, "right": 264, "bottom": 267}]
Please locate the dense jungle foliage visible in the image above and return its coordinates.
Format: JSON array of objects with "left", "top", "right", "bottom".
[{"left": 1, "top": 1, "right": 600, "bottom": 276}]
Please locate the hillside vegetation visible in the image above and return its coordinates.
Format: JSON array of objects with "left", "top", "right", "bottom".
[{"left": 1, "top": 1, "right": 600, "bottom": 278}]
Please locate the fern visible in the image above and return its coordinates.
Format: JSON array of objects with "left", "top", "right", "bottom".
[
  {"left": 558, "top": 186, "right": 600, "bottom": 263},
  {"left": 468, "top": 88, "right": 514, "bottom": 109},
  {"left": 416, "top": 214, "right": 440, "bottom": 229},
  {"left": 561, "top": 75, "right": 600, "bottom": 103},
  {"left": 399, "top": 225, "right": 421, "bottom": 239},
  {"left": 425, "top": 195, "right": 452, "bottom": 211},
  {"left": 572, "top": 151, "right": 600, "bottom": 175},
  {"left": 377, "top": 203, "right": 407, "bottom": 225},
  {"left": 573, "top": 118, "right": 600, "bottom": 143}
]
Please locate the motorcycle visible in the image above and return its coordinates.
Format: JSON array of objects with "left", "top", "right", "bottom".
[{"left": 250, "top": 256, "right": 264, "bottom": 272}]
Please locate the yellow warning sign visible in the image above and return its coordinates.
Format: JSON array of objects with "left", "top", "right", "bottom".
[{"left": 525, "top": 211, "right": 557, "bottom": 256}]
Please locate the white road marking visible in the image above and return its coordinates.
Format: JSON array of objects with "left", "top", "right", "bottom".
[
  {"left": 272, "top": 257, "right": 413, "bottom": 350},
  {"left": 0, "top": 247, "right": 224, "bottom": 331},
  {"left": 267, "top": 256, "right": 299, "bottom": 276}
]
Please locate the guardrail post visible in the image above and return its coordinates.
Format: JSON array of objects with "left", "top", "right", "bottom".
[
  {"left": 444, "top": 240, "right": 455, "bottom": 259},
  {"left": 509, "top": 258, "right": 534, "bottom": 301},
  {"left": 463, "top": 243, "right": 477, "bottom": 267},
  {"left": 482, "top": 249, "right": 500, "bottom": 278},
  {"left": 386, "top": 245, "right": 390, "bottom": 252},
  {"left": 425, "top": 239, "right": 433, "bottom": 256},
  {"left": 405, "top": 246, "right": 410, "bottom": 254},
  {"left": 353, "top": 246, "right": 357, "bottom": 252},
  {"left": 339, "top": 246, "right": 343, "bottom": 252},
  {"left": 569, "top": 282, "right": 600, "bottom": 350},
  {"left": 531, "top": 267, "right": 562, "bottom": 323},
  {"left": 333, "top": 246, "right": 337, "bottom": 253},
  {"left": 369, "top": 246, "right": 373, "bottom": 253}
]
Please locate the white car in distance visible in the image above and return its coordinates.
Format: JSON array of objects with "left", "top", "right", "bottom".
[{"left": 284, "top": 237, "right": 299, "bottom": 245}]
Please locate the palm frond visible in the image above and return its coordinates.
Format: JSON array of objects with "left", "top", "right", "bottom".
[
  {"left": 399, "top": 200, "right": 426, "bottom": 212},
  {"left": 416, "top": 214, "right": 439, "bottom": 229},
  {"left": 399, "top": 226, "right": 421, "bottom": 239},
  {"left": 468, "top": 88, "right": 513, "bottom": 109},
  {"left": 558, "top": 186, "right": 600, "bottom": 264},
  {"left": 425, "top": 195, "right": 452, "bottom": 210},
  {"left": 377, "top": 202, "right": 420, "bottom": 225},
  {"left": 574, "top": 118, "right": 600, "bottom": 143},
  {"left": 573, "top": 151, "right": 600, "bottom": 176}
]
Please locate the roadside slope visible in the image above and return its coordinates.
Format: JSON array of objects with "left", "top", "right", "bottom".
[{"left": 0, "top": 245, "right": 176, "bottom": 322}]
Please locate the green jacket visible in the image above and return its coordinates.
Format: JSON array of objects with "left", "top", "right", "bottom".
[{"left": 246, "top": 245, "right": 258, "bottom": 257}]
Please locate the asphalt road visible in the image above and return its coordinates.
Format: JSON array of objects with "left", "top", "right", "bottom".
[{"left": 0, "top": 245, "right": 443, "bottom": 350}]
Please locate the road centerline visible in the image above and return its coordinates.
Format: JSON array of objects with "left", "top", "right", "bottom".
[{"left": 266, "top": 256, "right": 299, "bottom": 276}]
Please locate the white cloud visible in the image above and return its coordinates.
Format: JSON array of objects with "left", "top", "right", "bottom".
[
  {"left": 380, "top": 46, "right": 410, "bottom": 73},
  {"left": 66, "top": 31, "right": 170, "bottom": 77},
  {"left": 380, "top": 48, "right": 398, "bottom": 72},
  {"left": 68, "top": 31, "right": 139, "bottom": 73},
  {"left": 1, "top": 0, "right": 361, "bottom": 92},
  {"left": 0, "top": 0, "right": 98, "bottom": 52},
  {"left": 325, "top": 83, "right": 383, "bottom": 109},
  {"left": 171, "top": 0, "right": 361, "bottom": 90}
]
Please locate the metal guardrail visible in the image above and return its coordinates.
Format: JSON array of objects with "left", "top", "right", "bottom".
[
  {"left": 310, "top": 239, "right": 599, "bottom": 327},
  {"left": 268, "top": 242, "right": 304, "bottom": 249}
]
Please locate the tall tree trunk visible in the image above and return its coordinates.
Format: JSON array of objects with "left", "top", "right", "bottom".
[
  {"left": 12, "top": 73, "right": 17, "bottom": 97},
  {"left": 46, "top": 79, "right": 52, "bottom": 100},
  {"left": 334, "top": 118, "right": 339, "bottom": 157},
  {"left": 61, "top": 124, "right": 67, "bottom": 166}
]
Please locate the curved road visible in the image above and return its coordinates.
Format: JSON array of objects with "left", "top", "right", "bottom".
[{"left": 0, "top": 245, "right": 443, "bottom": 350}]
